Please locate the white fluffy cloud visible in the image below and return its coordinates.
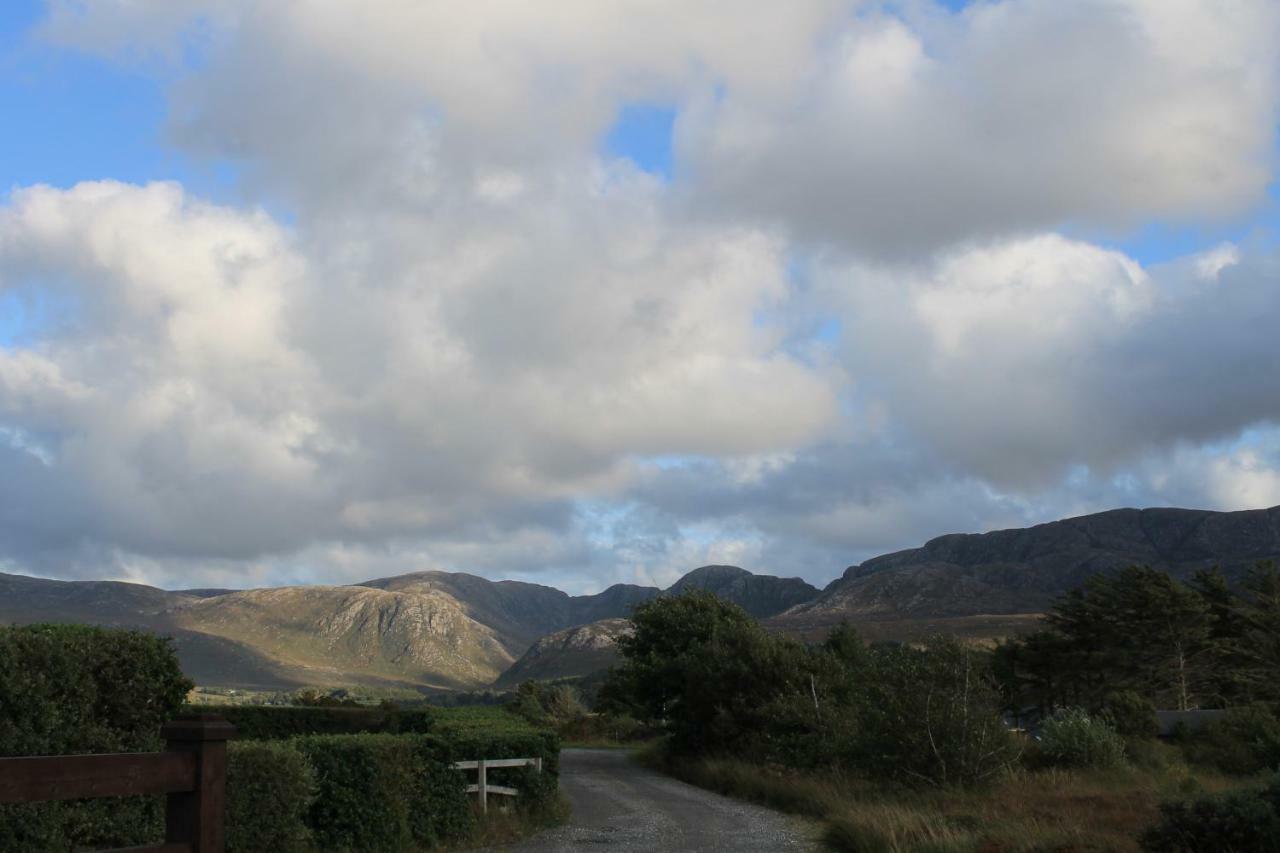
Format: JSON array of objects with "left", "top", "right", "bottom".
[
  {"left": 2, "top": 0, "right": 1279, "bottom": 589},
  {"left": 0, "top": 178, "right": 835, "bottom": 576}
]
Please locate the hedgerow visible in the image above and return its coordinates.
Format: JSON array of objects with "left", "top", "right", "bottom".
[
  {"left": 185, "top": 703, "right": 435, "bottom": 739},
  {"left": 0, "top": 624, "right": 192, "bottom": 850},
  {"left": 226, "top": 740, "right": 315, "bottom": 853}
]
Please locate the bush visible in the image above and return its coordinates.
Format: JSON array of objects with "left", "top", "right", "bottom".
[
  {"left": 226, "top": 741, "right": 315, "bottom": 853},
  {"left": 1182, "top": 704, "right": 1280, "bottom": 775},
  {"left": 1038, "top": 708, "right": 1126, "bottom": 769},
  {"left": 293, "top": 733, "right": 469, "bottom": 851},
  {"left": 291, "top": 725, "right": 557, "bottom": 850},
  {"left": 857, "top": 638, "right": 1020, "bottom": 787},
  {"left": 0, "top": 624, "right": 192, "bottom": 850},
  {"left": 186, "top": 704, "right": 435, "bottom": 740},
  {"left": 1100, "top": 690, "right": 1159, "bottom": 740},
  {"left": 1140, "top": 773, "right": 1280, "bottom": 852},
  {"left": 0, "top": 624, "right": 192, "bottom": 755}
]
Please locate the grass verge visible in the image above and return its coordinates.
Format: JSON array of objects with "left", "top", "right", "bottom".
[
  {"left": 635, "top": 740, "right": 1264, "bottom": 852},
  {"left": 446, "top": 794, "right": 570, "bottom": 850}
]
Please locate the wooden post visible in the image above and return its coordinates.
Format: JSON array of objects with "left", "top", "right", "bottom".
[
  {"left": 160, "top": 715, "right": 235, "bottom": 853},
  {"left": 477, "top": 759, "right": 487, "bottom": 814}
]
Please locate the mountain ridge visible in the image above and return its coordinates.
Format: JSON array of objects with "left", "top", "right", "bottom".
[{"left": 5, "top": 504, "right": 1279, "bottom": 689}]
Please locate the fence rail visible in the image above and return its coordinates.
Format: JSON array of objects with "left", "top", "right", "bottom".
[
  {"left": 0, "top": 715, "right": 235, "bottom": 853},
  {"left": 452, "top": 757, "right": 542, "bottom": 812}
]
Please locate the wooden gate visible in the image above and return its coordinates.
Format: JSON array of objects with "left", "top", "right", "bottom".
[{"left": 0, "top": 715, "right": 235, "bottom": 853}]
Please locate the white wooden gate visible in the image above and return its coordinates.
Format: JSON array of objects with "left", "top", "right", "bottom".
[{"left": 452, "top": 757, "right": 543, "bottom": 813}]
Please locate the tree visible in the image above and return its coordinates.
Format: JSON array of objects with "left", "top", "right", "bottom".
[
  {"left": 1237, "top": 562, "right": 1280, "bottom": 705},
  {"left": 858, "top": 637, "right": 1018, "bottom": 787},
  {"left": 603, "top": 590, "right": 755, "bottom": 726}
]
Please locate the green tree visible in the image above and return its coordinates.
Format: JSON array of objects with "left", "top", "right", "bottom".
[
  {"left": 1238, "top": 562, "right": 1280, "bottom": 705},
  {"left": 858, "top": 637, "right": 1018, "bottom": 787}
]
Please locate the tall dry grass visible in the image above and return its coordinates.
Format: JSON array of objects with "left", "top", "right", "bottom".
[{"left": 635, "top": 741, "right": 1258, "bottom": 852}]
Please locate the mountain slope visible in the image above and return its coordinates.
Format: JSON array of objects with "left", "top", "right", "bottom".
[
  {"left": 494, "top": 618, "right": 632, "bottom": 688},
  {"left": 165, "top": 585, "right": 514, "bottom": 689},
  {"left": 781, "top": 505, "right": 1280, "bottom": 625},
  {"left": 667, "top": 565, "right": 819, "bottom": 618}
]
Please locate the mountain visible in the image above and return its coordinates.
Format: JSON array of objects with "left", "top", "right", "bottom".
[
  {"left": 777, "top": 505, "right": 1280, "bottom": 631},
  {"left": 8, "top": 505, "right": 1277, "bottom": 690},
  {"left": 667, "top": 565, "right": 819, "bottom": 618},
  {"left": 0, "top": 564, "right": 803, "bottom": 689},
  {"left": 494, "top": 618, "right": 632, "bottom": 688}
]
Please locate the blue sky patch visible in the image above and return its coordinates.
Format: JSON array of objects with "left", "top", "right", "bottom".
[{"left": 604, "top": 102, "right": 676, "bottom": 178}]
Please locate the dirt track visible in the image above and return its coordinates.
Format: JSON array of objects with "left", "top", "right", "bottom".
[{"left": 493, "top": 748, "right": 817, "bottom": 852}]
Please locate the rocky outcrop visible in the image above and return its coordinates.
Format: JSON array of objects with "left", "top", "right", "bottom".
[
  {"left": 782, "top": 505, "right": 1280, "bottom": 622},
  {"left": 668, "top": 565, "right": 819, "bottom": 618},
  {"left": 494, "top": 618, "right": 632, "bottom": 687}
]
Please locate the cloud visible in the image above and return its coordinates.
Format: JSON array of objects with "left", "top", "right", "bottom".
[
  {"left": 819, "top": 235, "right": 1280, "bottom": 486},
  {"left": 0, "top": 179, "right": 834, "bottom": 579},
  {"left": 683, "top": 0, "right": 1280, "bottom": 255},
  {"left": 2, "top": 1, "right": 1278, "bottom": 591}
]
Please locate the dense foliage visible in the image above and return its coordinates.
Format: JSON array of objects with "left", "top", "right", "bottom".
[
  {"left": 600, "top": 592, "right": 1017, "bottom": 787},
  {"left": 1178, "top": 704, "right": 1280, "bottom": 775},
  {"left": 215, "top": 705, "right": 559, "bottom": 850},
  {"left": 185, "top": 703, "right": 435, "bottom": 739},
  {"left": 0, "top": 624, "right": 192, "bottom": 850},
  {"left": 292, "top": 733, "right": 471, "bottom": 852},
  {"left": 226, "top": 740, "right": 316, "bottom": 853},
  {"left": 995, "top": 562, "right": 1280, "bottom": 714},
  {"left": 1037, "top": 708, "right": 1127, "bottom": 769},
  {"left": 1141, "top": 772, "right": 1280, "bottom": 852}
]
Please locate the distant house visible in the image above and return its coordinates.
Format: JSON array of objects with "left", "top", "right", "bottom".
[{"left": 1155, "top": 709, "right": 1228, "bottom": 737}]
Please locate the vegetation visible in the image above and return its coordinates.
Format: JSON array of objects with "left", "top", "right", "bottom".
[
  {"left": 508, "top": 678, "right": 657, "bottom": 747},
  {"left": 0, "top": 624, "right": 192, "bottom": 850},
  {"left": 0, "top": 624, "right": 562, "bottom": 851},
  {"left": 1037, "top": 707, "right": 1127, "bottom": 769},
  {"left": 1140, "top": 772, "right": 1280, "bottom": 852},
  {"left": 603, "top": 573, "right": 1280, "bottom": 851},
  {"left": 184, "top": 703, "right": 435, "bottom": 739},
  {"left": 994, "top": 562, "right": 1280, "bottom": 714},
  {"left": 225, "top": 740, "right": 316, "bottom": 853}
]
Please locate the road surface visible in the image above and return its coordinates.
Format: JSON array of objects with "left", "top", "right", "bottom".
[{"left": 493, "top": 748, "right": 817, "bottom": 852}]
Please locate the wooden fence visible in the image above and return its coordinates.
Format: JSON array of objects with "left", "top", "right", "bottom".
[
  {"left": 0, "top": 715, "right": 235, "bottom": 853},
  {"left": 452, "top": 757, "right": 542, "bottom": 813}
]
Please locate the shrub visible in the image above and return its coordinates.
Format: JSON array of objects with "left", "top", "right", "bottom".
[
  {"left": 291, "top": 727, "right": 557, "bottom": 850},
  {"left": 1182, "top": 704, "right": 1280, "bottom": 775},
  {"left": 226, "top": 740, "right": 315, "bottom": 853},
  {"left": 186, "top": 704, "right": 435, "bottom": 740},
  {"left": 1100, "top": 690, "right": 1159, "bottom": 740},
  {"left": 857, "top": 638, "right": 1020, "bottom": 787},
  {"left": 0, "top": 624, "right": 192, "bottom": 755},
  {"left": 0, "top": 624, "right": 192, "bottom": 850},
  {"left": 1038, "top": 708, "right": 1126, "bottom": 769},
  {"left": 1140, "top": 773, "right": 1280, "bottom": 852},
  {"left": 293, "top": 733, "right": 469, "bottom": 851}
]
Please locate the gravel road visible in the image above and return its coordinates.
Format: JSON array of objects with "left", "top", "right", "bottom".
[{"left": 491, "top": 748, "right": 818, "bottom": 852}]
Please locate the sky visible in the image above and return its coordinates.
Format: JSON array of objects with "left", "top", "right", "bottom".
[{"left": 1, "top": 0, "right": 1279, "bottom": 594}]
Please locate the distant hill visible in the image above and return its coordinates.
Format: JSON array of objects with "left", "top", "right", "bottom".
[
  {"left": 494, "top": 618, "right": 632, "bottom": 688},
  {"left": 667, "top": 565, "right": 818, "bottom": 618},
  {"left": 7, "top": 505, "right": 1277, "bottom": 690},
  {"left": 774, "top": 505, "right": 1280, "bottom": 633},
  {"left": 0, "top": 564, "right": 809, "bottom": 689}
]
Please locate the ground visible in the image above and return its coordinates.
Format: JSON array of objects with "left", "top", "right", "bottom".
[{"left": 491, "top": 748, "right": 818, "bottom": 852}]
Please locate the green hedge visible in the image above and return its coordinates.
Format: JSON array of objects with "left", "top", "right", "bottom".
[
  {"left": 0, "top": 624, "right": 192, "bottom": 851},
  {"left": 186, "top": 704, "right": 435, "bottom": 740},
  {"left": 296, "top": 728, "right": 559, "bottom": 850},
  {"left": 226, "top": 741, "right": 315, "bottom": 853},
  {"left": 293, "top": 734, "right": 470, "bottom": 851}
]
